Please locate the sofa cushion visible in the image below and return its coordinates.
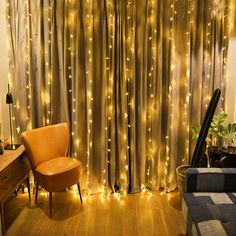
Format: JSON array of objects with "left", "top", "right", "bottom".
[
  {"left": 186, "top": 168, "right": 236, "bottom": 192},
  {"left": 183, "top": 192, "right": 236, "bottom": 236}
]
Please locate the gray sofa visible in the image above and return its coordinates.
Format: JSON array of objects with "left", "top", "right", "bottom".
[{"left": 182, "top": 168, "right": 236, "bottom": 236}]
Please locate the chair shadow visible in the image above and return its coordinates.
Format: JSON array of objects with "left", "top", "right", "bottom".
[{"left": 31, "top": 190, "right": 84, "bottom": 221}]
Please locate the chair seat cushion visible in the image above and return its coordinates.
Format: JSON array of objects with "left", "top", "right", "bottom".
[
  {"left": 182, "top": 192, "right": 236, "bottom": 236},
  {"left": 35, "top": 156, "right": 82, "bottom": 192},
  {"left": 36, "top": 156, "right": 81, "bottom": 175}
]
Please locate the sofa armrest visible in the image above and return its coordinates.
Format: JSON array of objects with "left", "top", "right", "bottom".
[{"left": 186, "top": 168, "right": 236, "bottom": 192}]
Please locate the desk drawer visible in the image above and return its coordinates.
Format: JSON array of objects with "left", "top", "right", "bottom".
[
  {"left": 0, "top": 167, "right": 12, "bottom": 188},
  {"left": 10, "top": 153, "right": 30, "bottom": 183},
  {"left": 0, "top": 180, "right": 15, "bottom": 200},
  {"left": 0, "top": 153, "right": 30, "bottom": 201}
]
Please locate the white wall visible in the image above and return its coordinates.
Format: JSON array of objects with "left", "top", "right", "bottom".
[{"left": 0, "top": 0, "right": 10, "bottom": 139}]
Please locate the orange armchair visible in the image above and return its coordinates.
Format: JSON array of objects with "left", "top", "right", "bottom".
[{"left": 21, "top": 123, "right": 82, "bottom": 218}]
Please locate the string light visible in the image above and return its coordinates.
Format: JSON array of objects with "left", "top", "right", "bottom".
[
  {"left": 6, "top": 0, "right": 34, "bottom": 143},
  {"left": 5, "top": 0, "right": 14, "bottom": 143},
  {"left": 103, "top": 0, "right": 113, "bottom": 193},
  {"left": 68, "top": 0, "right": 80, "bottom": 159},
  {"left": 45, "top": 2, "right": 52, "bottom": 126},
  {"left": 24, "top": 1, "right": 32, "bottom": 129},
  {"left": 5, "top": 0, "right": 231, "bottom": 196},
  {"left": 145, "top": 0, "right": 158, "bottom": 188},
  {"left": 183, "top": 0, "right": 192, "bottom": 164},
  {"left": 86, "top": 0, "right": 93, "bottom": 192},
  {"left": 220, "top": 1, "right": 230, "bottom": 109},
  {"left": 165, "top": 0, "right": 176, "bottom": 192}
]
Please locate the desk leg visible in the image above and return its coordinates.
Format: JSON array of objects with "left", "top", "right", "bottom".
[
  {"left": 26, "top": 176, "right": 31, "bottom": 200},
  {"left": 35, "top": 182, "right": 39, "bottom": 204},
  {"left": 0, "top": 202, "right": 4, "bottom": 236}
]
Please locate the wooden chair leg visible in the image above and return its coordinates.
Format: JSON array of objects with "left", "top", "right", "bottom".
[
  {"left": 49, "top": 192, "right": 52, "bottom": 218},
  {"left": 35, "top": 182, "right": 39, "bottom": 204},
  {"left": 26, "top": 176, "right": 31, "bottom": 200},
  {"left": 77, "top": 183, "right": 83, "bottom": 204}
]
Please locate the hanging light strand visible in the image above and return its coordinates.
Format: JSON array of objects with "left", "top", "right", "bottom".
[
  {"left": 5, "top": 1, "right": 16, "bottom": 142},
  {"left": 205, "top": 14, "right": 212, "bottom": 110},
  {"left": 22, "top": 0, "right": 33, "bottom": 132},
  {"left": 45, "top": 1, "right": 52, "bottom": 126},
  {"left": 124, "top": 1, "right": 130, "bottom": 190},
  {"left": 69, "top": 0, "right": 79, "bottom": 158},
  {"left": 102, "top": 0, "right": 114, "bottom": 194},
  {"left": 220, "top": 1, "right": 230, "bottom": 108},
  {"left": 145, "top": 0, "right": 156, "bottom": 186},
  {"left": 85, "top": 0, "right": 94, "bottom": 190},
  {"left": 165, "top": 0, "right": 176, "bottom": 192},
  {"left": 183, "top": 0, "right": 191, "bottom": 164}
]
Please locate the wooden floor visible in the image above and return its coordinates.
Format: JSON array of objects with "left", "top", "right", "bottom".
[{"left": 4, "top": 188, "right": 186, "bottom": 236}]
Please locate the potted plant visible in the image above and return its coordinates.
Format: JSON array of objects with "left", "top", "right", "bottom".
[
  {"left": 192, "top": 111, "right": 236, "bottom": 167},
  {"left": 207, "top": 111, "right": 226, "bottom": 167},
  {"left": 194, "top": 110, "right": 227, "bottom": 167},
  {"left": 176, "top": 89, "right": 221, "bottom": 194},
  {"left": 219, "top": 123, "right": 236, "bottom": 148},
  {"left": 218, "top": 123, "right": 236, "bottom": 167}
]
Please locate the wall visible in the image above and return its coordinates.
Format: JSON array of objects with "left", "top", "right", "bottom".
[{"left": 0, "top": 0, "right": 10, "bottom": 139}]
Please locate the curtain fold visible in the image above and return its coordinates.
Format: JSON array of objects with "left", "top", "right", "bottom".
[{"left": 5, "top": 0, "right": 230, "bottom": 193}]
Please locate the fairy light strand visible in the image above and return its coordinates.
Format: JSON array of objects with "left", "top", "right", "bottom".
[
  {"left": 125, "top": 0, "right": 136, "bottom": 193},
  {"left": 86, "top": 0, "right": 94, "bottom": 191},
  {"left": 5, "top": 1, "right": 15, "bottom": 143},
  {"left": 183, "top": 0, "right": 191, "bottom": 164},
  {"left": 4, "top": 0, "right": 231, "bottom": 197},
  {"left": 46, "top": 1, "right": 52, "bottom": 125},
  {"left": 69, "top": 0, "right": 79, "bottom": 158},
  {"left": 220, "top": 1, "right": 230, "bottom": 109},
  {"left": 205, "top": 14, "right": 212, "bottom": 110},
  {"left": 103, "top": 0, "right": 114, "bottom": 195},
  {"left": 165, "top": 0, "right": 176, "bottom": 192},
  {"left": 146, "top": 0, "right": 157, "bottom": 187}
]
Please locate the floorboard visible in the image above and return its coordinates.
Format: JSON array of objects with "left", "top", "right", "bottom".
[{"left": 3, "top": 188, "right": 186, "bottom": 236}]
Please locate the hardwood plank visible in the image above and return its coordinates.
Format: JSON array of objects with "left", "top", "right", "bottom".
[{"left": 4, "top": 189, "right": 186, "bottom": 236}]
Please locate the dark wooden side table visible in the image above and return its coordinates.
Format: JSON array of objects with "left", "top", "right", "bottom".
[{"left": 0, "top": 145, "right": 31, "bottom": 235}]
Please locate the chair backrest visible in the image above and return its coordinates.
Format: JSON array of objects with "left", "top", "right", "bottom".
[{"left": 21, "top": 123, "right": 70, "bottom": 170}]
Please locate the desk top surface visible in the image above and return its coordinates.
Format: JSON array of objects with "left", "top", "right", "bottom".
[{"left": 0, "top": 145, "right": 25, "bottom": 173}]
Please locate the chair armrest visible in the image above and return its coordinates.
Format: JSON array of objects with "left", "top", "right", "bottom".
[{"left": 186, "top": 168, "right": 236, "bottom": 192}]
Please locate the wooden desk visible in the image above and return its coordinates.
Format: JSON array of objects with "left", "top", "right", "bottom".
[{"left": 0, "top": 146, "right": 31, "bottom": 235}]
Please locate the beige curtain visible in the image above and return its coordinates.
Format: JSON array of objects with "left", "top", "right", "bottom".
[{"left": 5, "top": 0, "right": 230, "bottom": 193}]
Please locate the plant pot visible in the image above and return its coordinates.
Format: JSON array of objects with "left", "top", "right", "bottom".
[
  {"left": 220, "top": 146, "right": 236, "bottom": 167},
  {"left": 221, "top": 146, "right": 236, "bottom": 157},
  {"left": 207, "top": 146, "right": 223, "bottom": 167},
  {"left": 176, "top": 165, "right": 190, "bottom": 195}
]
